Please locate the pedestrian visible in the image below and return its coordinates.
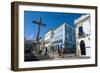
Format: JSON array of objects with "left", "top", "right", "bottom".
[
  {"left": 44, "top": 47, "right": 48, "bottom": 55},
  {"left": 58, "top": 48, "right": 61, "bottom": 56}
]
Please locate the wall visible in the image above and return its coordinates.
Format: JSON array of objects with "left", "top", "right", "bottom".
[
  {"left": 75, "top": 15, "right": 91, "bottom": 56},
  {"left": 0, "top": 0, "right": 99, "bottom": 73}
]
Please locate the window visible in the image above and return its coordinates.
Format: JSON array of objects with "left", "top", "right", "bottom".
[
  {"left": 73, "top": 36, "right": 75, "bottom": 41},
  {"left": 79, "top": 26, "right": 83, "bottom": 36},
  {"left": 66, "top": 34, "right": 69, "bottom": 40}
]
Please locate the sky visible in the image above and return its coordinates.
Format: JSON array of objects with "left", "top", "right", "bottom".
[{"left": 24, "top": 11, "right": 85, "bottom": 40}]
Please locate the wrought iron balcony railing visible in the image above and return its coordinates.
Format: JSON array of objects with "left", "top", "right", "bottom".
[{"left": 78, "top": 32, "right": 85, "bottom": 38}]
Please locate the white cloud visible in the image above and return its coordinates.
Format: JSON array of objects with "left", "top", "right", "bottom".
[{"left": 27, "top": 34, "right": 36, "bottom": 40}]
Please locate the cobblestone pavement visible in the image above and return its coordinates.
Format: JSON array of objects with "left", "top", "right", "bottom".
[
  {"left": 50, "top": 54, "right": 90, "bottom": 60},
  {"left": 40, "top": 53, "right": 90, "bottom": 61},
  {"left": 25, "top": 52, "right": 90, "bottom": 61}
]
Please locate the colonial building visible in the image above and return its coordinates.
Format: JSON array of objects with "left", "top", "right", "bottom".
[
  {"left": 75, "top": 14, "right": 91, "bottom": 57},
  {"left": 51, "top": 22, "right": 76, "bottom": 54},
  {"left": 44, "top": 30, "right": 53, "bottom": 52}
]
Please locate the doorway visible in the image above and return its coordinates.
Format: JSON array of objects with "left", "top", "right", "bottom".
[{"left": 80, "top": 40, "right": 86, "bottom": 55}]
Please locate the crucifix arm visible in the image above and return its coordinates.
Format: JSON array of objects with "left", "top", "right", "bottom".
[{"left": 32, "top": 20, "right": 46, "bottom": 27}]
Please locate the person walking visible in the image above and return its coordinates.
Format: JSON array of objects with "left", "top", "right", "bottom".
[{"left": 44, "top": 47, "right": 48, "bottom": 55}]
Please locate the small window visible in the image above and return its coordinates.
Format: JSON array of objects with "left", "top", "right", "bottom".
[{"left": 79, "top": 26, "right": 83, "bottom": 36}]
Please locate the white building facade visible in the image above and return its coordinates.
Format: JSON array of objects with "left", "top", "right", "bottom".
[
  {"left": 75, "top": 14, "right": 91, "bottom": 57},
  {"left": 52, "top": 23, "right": 65, "bottom": 54},
  {"left": 44, "top": 30, "right": 53, "bottom": 51}
]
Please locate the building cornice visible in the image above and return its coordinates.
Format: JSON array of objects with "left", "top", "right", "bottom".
[{"left": 75, "top": 14, "right": 90, "bottom": 25}]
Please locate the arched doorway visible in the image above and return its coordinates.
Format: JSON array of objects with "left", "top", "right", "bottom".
[{"left": 80, "top": 40, "right": 86, "bottom": 55}]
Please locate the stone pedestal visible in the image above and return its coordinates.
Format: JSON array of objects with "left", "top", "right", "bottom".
[{"left": 32, "top": 41, "right": 40, "bottom": 55}]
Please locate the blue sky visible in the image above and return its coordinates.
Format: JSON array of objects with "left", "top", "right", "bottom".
[{"left": 24, "top": 11, "right": 85, "bottom": 40}]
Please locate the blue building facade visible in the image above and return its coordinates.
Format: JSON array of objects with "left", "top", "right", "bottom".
[{"left": 52, "top": 23, "right": 76, "bottom": 54}]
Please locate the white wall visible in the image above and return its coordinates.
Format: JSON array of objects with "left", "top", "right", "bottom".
[
  {"left": 53, "top": 23, "right": 65, "bottom": 44},
  {"left": 0, "top": 0, "right": 100, "bottom": 73},
  {"left": 75, "top": 16, "right": 91, "bottom": 56}
]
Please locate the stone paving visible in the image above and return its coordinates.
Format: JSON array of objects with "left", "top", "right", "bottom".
[
  {"left": 24, "top": 51, "right": 90, "bottom": 61},
  {"left": 48, "top": 53, "right": 90, "bottom": 60}
]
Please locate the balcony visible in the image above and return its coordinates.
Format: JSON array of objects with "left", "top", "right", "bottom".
[{"left": 78, "top": 32, "right": 85, "bottom": 38}]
